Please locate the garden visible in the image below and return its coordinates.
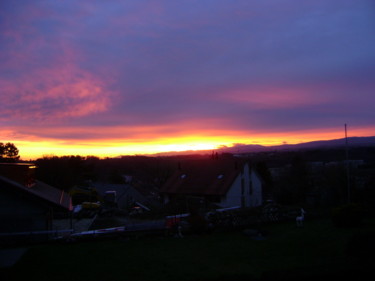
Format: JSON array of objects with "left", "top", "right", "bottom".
[{"left": 1, "top": 215, "right": 374, "bottom": 281}]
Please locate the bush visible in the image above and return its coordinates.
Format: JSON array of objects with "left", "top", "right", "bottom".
[
  {"left": 346, "top": 231, "right": 375, "bottom": 259},
  {"left": 331, "top": 203, "right": 364, "bottom": 228},
  {"left": 187, "top": 211, "right": 208, "bottom": 234}
]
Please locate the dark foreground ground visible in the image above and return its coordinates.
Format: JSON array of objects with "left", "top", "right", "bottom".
[{"left": 1, "top": 218, "right": 374, "bottom": 281}]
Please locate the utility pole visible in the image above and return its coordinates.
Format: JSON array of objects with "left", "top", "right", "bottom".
[{"left": 345, "top": 124, "right": 350, "bottom": 204}]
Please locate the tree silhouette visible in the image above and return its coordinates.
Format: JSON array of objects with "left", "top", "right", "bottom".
[{"left": 0, "top": 142, "right": 20, "bottom": 162}]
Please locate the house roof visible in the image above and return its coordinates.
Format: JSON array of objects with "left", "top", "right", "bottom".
[
  {"left": 160, "top": 159, "right": 247, "bottom": 196},
  {"left": 0, "top": 175, "right": 72, "bottom": 211},
  {"left": 0, "top": 162, "right": 72, "bottom": 211}
]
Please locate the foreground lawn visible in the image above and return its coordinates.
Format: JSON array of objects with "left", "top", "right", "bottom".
[{"left": 1, "top": 218, "right": 374, "bottom": 281}]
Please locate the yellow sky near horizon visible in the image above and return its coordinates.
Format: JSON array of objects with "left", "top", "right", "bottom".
[{"left": 9, "top": 125, "right": 373, "bottom": 161}]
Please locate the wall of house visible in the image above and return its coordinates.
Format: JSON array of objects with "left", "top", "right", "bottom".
[
  {"left": 0, "top": 186, "right": 49, "bottom": 233},
  {"left": 219, "top": 163, "right": 249, "bottom": 208},
  {"left": 220, "top": 174, "right": 242, "bottom": 208},
  {"left": 220, "top": 164, "right": 262, "bottom": 208},
  {"left": 249, "top": 170, "right": 263, "bottom": 207}
]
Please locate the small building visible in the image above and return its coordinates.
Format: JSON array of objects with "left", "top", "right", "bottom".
[
  {"left": 91, "top": 182, "right": 158, "bottom": 211},
  {"left": 0, "top": 163, "right": 72, "bottom": 244},
  {"left": 160, "top": 159, "right": 263, "bottom": 210}
]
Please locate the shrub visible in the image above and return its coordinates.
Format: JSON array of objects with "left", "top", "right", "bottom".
[
  {"left": 331, "top": 203, "right": 364, "bottom": 228},
  {"left": 187, "top": 211, "right": 208, "bottom": 234},
  {"left": 346, "top": 231, "right": 375, "bottom": 259}
]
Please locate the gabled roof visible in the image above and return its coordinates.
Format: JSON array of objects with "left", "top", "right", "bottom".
[
  {"left": 0, "top": 175, "right": 72, "bottom": 211},
  {"left": 160, "top": 159, "right": 247, "bottom": 196}
]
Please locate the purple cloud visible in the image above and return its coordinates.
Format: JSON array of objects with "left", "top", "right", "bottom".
[{"left": 0, "top": 0, "right": 374, "bottom": 156}]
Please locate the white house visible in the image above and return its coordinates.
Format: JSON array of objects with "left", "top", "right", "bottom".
[{"left": 160, "top": 158, "right": 263, "bottom": 209}]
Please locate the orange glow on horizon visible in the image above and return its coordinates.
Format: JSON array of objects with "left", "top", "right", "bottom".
[{"left": 8, "top": 125, "right": 374, "bottom": 160}]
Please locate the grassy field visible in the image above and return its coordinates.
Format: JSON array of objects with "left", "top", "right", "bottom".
[{"left": 1, "top": 218, "right": 374, "bottom": 281}]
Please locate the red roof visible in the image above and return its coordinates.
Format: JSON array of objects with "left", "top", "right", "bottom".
[{"left": 160, "top": 159, "right": 246, "bottom": 196}]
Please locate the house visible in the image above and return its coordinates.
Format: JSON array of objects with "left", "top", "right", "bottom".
[
  {"left": 91, "top": 182, "right": 160, "bottom": 211},
  {"left": 0, "top": 163, "right": 72, "bottom": 244},
  {"left": 160, "top": 158, "right": 263, "bottom": 210}
]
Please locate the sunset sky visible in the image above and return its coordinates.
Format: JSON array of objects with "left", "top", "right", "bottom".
[{"left": 1, "top": 0, "right": 374, "bottom": 160}]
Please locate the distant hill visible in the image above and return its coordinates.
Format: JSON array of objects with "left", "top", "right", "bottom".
[
  {"left": 150, "top": 136, "right": 375, "bottom": 156},
  {"left": 266, "top": 136, "right": 375, "bottom": 151}
]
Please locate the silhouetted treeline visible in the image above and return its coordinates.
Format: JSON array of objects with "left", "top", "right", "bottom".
[
  {"left": 249, "top": 147, "right": 375, "bottom": 206},
  {"left": 35, "top": 155, "right": 100, "bottom": 190},
  {"left": 248, "top": 146, "right": 375, "bottom": 167},
  {"left": 35, "top": 155, "right": 179, "bottom": 191}
]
